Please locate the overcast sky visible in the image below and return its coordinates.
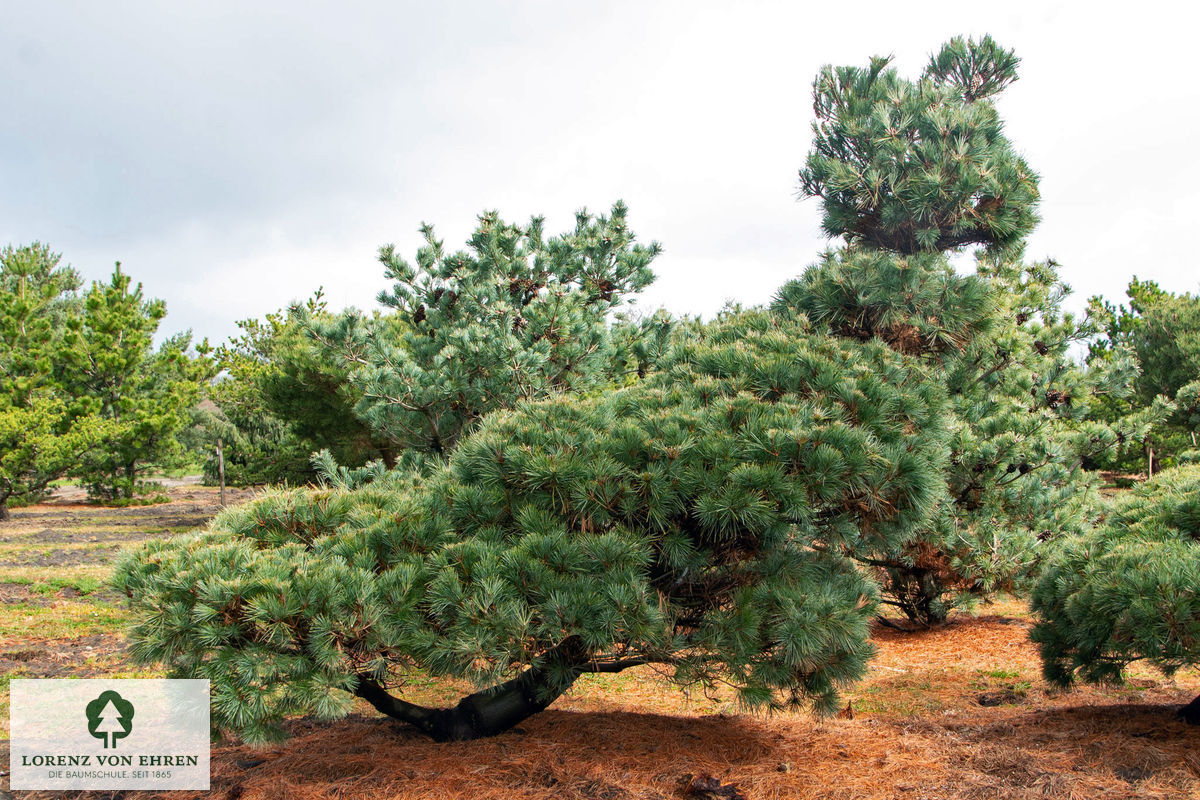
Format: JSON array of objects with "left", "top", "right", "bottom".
[{"left": 3, "top": 1, "right": 1196, "bottom": 344}]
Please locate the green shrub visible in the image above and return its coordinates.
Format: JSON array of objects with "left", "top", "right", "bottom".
[{"left": 1031, "top": 465, "right": 1200, "bottom": 718}]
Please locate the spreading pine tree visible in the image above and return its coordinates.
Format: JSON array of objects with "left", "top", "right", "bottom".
[
  {"left": 1031, "top": 464, "right": 1200, "bottom": 724},
  {"left": 773, "top": 36, "right": 1160, "bottom": 625},
  {"left": 112, "top": 35, "right": 1171, "bottom": 744},
  {"left": 114, "top": 310, "right": 951, "bottom": 741}
]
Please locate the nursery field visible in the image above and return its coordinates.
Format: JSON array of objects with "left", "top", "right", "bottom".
[{"left": 1, "top": 486, "right": 1198, "bottom": 800}]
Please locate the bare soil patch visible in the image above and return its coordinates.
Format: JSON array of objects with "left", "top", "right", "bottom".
[
  {"left": 0, "top": 633, "right": 124, "bottom": 679},
  {"left": 0, "top": 545, "right": 125, "bottom": 568}
]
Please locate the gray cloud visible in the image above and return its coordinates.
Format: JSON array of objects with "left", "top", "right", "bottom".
[{"left": 2, "top": 1, "right": 1196, "bottom": 343}]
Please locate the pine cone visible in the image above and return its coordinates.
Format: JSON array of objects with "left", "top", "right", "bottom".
[{"left": 1045, "top": 390, "right": 1068, "bottom": 408}]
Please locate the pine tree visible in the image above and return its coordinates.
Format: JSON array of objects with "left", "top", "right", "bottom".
[
  {"left": 206, "top": 291, "right": 391, "bottom": 485},
  {"left": 1031, "top": 464, "right": 1200, "bottom": 723},
  {"left": 310, "top": 201, "right": 660, "bottom": 458},
  {"left": 64, "top": 265, "right": 213, "bottom": 500},
  {"left": 1176, "top": 380, "right": 1200, "bottom": 459},
  {"left": 1086, "top": 279, "right": 1200, "bottom": 471},
  {"left": 799, "top": 35, "right": 1039, "bottom": 255},
  {"left": 0, "top": 244, "right": 113, "bottom": 518},
  {"left": 114, "top": 310, "right": 951, "bottom": 742},
  {"left": 776, "top": 37, "right": 1160, "bottom": 625}
]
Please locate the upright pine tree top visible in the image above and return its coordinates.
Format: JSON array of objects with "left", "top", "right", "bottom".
[
  {"left": 800, "top": 35, "right": 1039, "bottom": 254},
  {"left": 777, "top": 37, "right": 1161, "bottom": 627}
]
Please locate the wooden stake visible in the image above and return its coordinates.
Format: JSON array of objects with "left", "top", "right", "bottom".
[{"left": 217, "top": 437, "right": 226, "bottom": 507}]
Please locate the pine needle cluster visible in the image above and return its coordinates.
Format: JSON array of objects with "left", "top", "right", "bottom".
[{"left": 310, "top": 202, "right": 660, "bottom": 458}]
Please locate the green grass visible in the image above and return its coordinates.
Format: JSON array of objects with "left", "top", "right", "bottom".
[
  {"left": 576, "top": 671, "right": 649, "bottom": 693},
  {"left": 26, "top": 575, "right": 106, "bottom": 596},
  {"left": 93, "top": 493, "right": 171, "bottom": 508},
  {"left": 0, "top": 538, "right": 121, "bottom": 556},
  {"left": 966, "top": 668, "right": 1033, "bottom": 703},
  {"left": 849, "top": 674, "right": 951, "bottom": 716},
  {"left": 0, "top": 488, "right": 219, "bottom": 741},
  {"left": 0, "top": 522, "right": 199, "bottom": 541},
  {"left": 0, "top": 600, "right": 129, "bottom": 639},
  {"left": 0, "top": 669, "right": 25, "bottom": 739},
  {"left": 0, "top": 662, "right": 164, "bottom": 740},
  {"left": 150, "top": 463, "right": 203, "bottom": 480},
  {"left": 1, "top": 564, "right": 113, "bottom": 585}
]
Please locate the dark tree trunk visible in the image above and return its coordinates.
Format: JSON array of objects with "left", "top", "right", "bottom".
[
  {"left": 887, "top": 569, "right": 949, "bottom": 629},
  {"left": 0, "top": 501, "right": 9, "bottom": 522},
  {"left": 354, "top": 637, "right": 590, "bottom": 741},
  {"left": 378, "top": 445, "right": 397, "bottom": 470},
  {"left": 1178, "top": 694, "right": 1200, "bottom": 725}
]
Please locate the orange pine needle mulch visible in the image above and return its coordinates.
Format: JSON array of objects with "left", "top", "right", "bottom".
[{"left": 13, "top": 605, "right": 1200, "bottom": 800}]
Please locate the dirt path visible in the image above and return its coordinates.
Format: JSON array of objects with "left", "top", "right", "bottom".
[{"left": 0, "top": 482, "right": 259, "bottom": 692}]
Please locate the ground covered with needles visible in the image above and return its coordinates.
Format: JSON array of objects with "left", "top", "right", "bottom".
[{"left": 0, "top": 485, "right": 1197, "bottom": 800}]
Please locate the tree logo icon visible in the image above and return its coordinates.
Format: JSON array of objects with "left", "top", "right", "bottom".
[{"left": 85, "top": 690, "right": 135, "bottom": 749}]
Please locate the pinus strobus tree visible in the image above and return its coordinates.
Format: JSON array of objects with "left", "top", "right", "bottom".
[
  {"left": 1031, "top": 465, "right": 1200, "bottom": 724},
  {"left": 309, "top": 201, "right": 660, "bottom": 459},
  {"left": 114, "top": 311, "right": 951, "bottom": 742},
  {"left": 776, "top": 37, "right": 1161, "bottom": 625}
]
